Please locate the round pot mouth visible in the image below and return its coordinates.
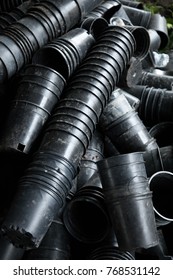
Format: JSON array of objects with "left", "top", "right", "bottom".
[
  {"left": 63, "top": 195, "right": 110, "bottom": 244},
  {"left": 149, "top": 171, "right": 173, "bottom": 222}
]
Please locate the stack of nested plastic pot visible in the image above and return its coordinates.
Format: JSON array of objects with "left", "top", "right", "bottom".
[{"left": 0, "top": 0, "right": 173, "bottom": 260}]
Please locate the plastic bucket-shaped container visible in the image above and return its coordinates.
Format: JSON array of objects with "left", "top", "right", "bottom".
[
  {"left": 97, "top": 153, "right": 158, "bottom": 250},
  {"left": 149, "top": 171, "right": 173, "bottom": 227},
  {"left": 24, "top": 218, "right": 71, "bottom": 260},
  {"left": 88, "top": 246, "right": 135, "bottom": 260},
  {"left": 0, "top": 64, "right": 66, "bottom": 155},
  {"left": 33, "top": 28, "right": 95, "bottom": 79},
  {"left": 1, "top": 151, "right": 76, "bottom": 248},
  {"left": 149, "top": 122, "right": 173, "bottom": 148},
  {"left": 63, "top": 173, "right": 111, "bottom": 244}
]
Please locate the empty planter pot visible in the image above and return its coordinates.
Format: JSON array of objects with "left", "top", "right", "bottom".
[
  {"left": 97, "top": 152, "right": 158, "bottom": 251},
  {"left": 63, "top": 172, "right": 111, "bottom": 244},
  {"left": 0, "top": 64, "right": 66, "bottom": 155}
]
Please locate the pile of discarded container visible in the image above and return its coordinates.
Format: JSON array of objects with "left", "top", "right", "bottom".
[{"left": 0, "top": 0, "right": 173, "bottom": 260}]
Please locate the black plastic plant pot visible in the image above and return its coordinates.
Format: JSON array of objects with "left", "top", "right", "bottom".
[
  {"left": 124, "top": 26, "right": 150, "bottom": 60},
  {"left": 148, "top": 13, "right": 168, "bottom": 50},
  {"left": 125, "top": 85, "right": 173, "bottom": 126},
  {"left": 140, "top": 71, "right": 173, "bottom": 90},
  {"left": 32, "top": 28, "right": 95, "bottom": 79},
  {"left": 1, "top": 150, "right": 76, "bottom": 249},
  {"left": 124, "top": 6, "right": 152, "bottom": 28},
  {"left": 0, "top": 235, "right": 25, "bottom": 260},
  {"left": 63, "top": 172, "right": 111, "bottom": 244},
  {"left": 80, "top": 17, "right": 108, "bottom": 40},
  {"left": 149, "top": 122, "right": 173, "bottom": 148},
  {"left": 149, "top": 171, "right": 173, "bottom": 227},
  {"left": 24, "top": 218, "right": 71, "bottom": 260},
  {"left": 88, "top": 246, "right": 135, "bottom": 260},
  {"left": 77, "top": 130, "right": 104, "bottom": 190},
  {"left": 0, "top": 64, "right": 66, "bottom": 155},
  {"left": 97, "top": 153, "right": 158, "bottom": 250},
  {"left": 99, "top": 88, "right": 158, "bottom": 153}
]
